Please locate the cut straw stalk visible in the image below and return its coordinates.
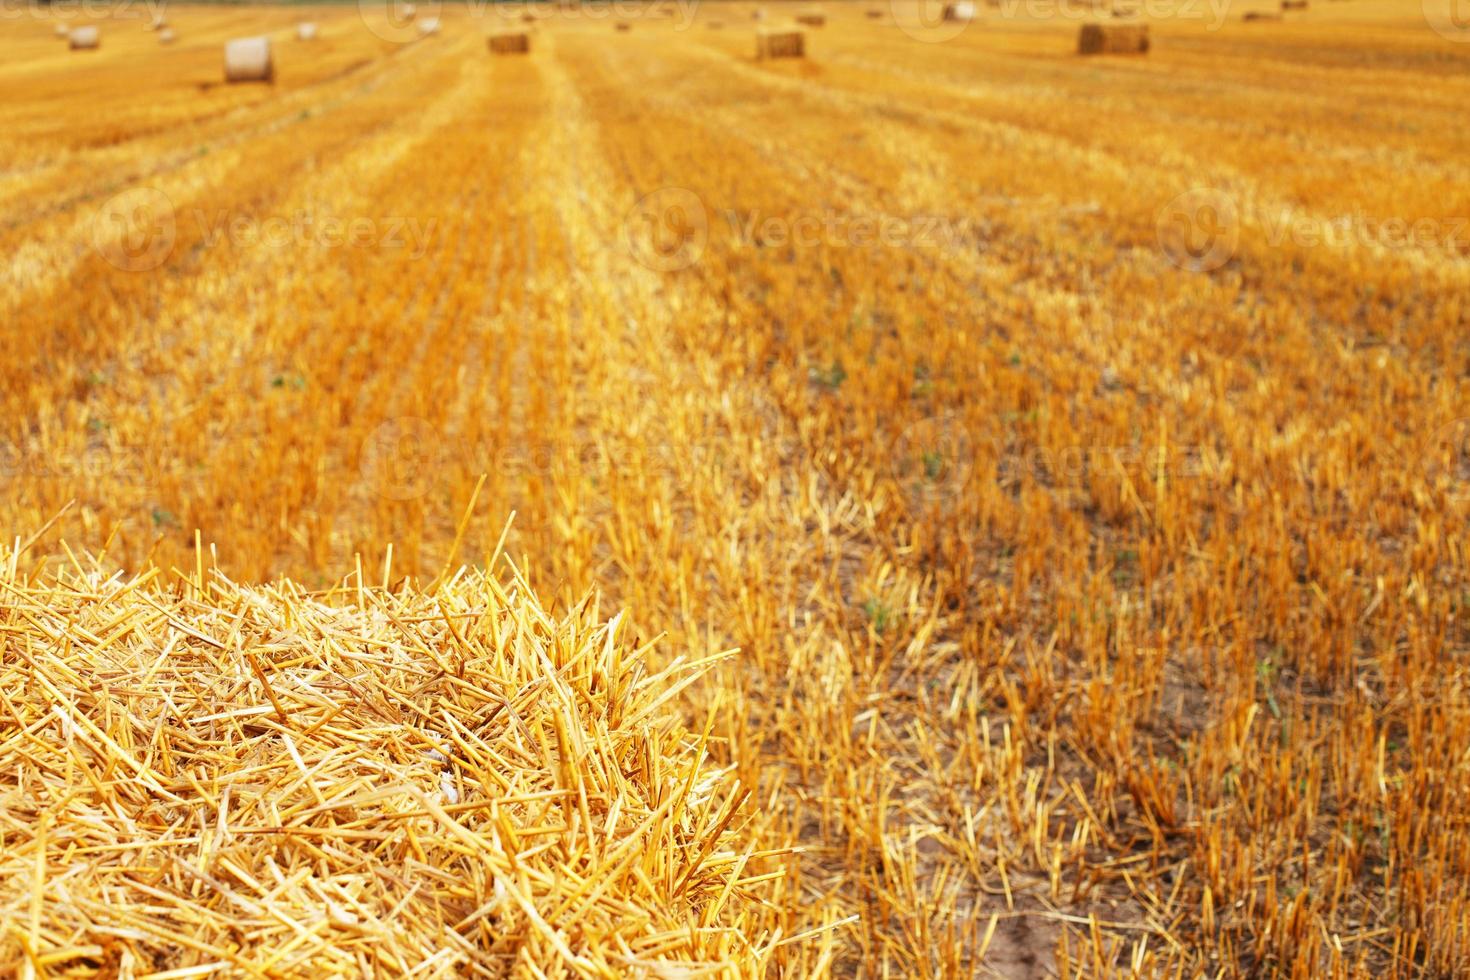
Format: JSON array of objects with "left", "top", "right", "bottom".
[{"left": 0, "top": 547, "right": 784, "bottom": 975}]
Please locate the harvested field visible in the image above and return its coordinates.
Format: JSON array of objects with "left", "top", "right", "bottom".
[{"left": 2, "top": 0, "right": 1469, "bottom": 975}]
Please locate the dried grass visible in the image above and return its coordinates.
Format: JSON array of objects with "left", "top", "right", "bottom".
[{"left": 0, "top": 547, "right": 786, "bottom": 976}]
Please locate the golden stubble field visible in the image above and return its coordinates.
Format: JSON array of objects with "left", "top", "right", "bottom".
[{"left": 2, "top": 0, "right": 1469, "bottom": 975}]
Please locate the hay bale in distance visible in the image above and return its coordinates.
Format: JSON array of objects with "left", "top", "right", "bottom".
[
  {"left": 296, "top": 22, "right": 319, "bottom": 40},
  {"left": 753, "top": 7, "right": 767, "bottom": 19},
  {"left": 224, "top": 36, "right": 274, "bottom": 83},
  {"left": 158, "top": 27, "right": 176, "bottom": 43},
  {"left": 866, "top": 8, "right": 884, "bottom": 17},
  {"left": 1281, "top": 0, "right": 1308, "bottom": 8},
  {"left": 1243, "top": 10, "right": 1282, "bottom": 20},
  {"left": 757, "top": 28, "right": 805, "bottom": 58},
  {"left": 615, "top": 21, "right": 632, "bottom": 31},
  {"left": 944, "top": 1, "right": 975, "bottom": 21},
  {"left": 795, "top": 12, "right": 826, "bottom": 26},
  {"left": 417, "top": 16, "right": 440, "bottom": 35},
  {"left": 54, "top": 22, "right": 69, "bottom": 37},
  {"left": 1077, "top": 22, "right": 1148, "bottom": 54},
  {"left": 489, "top": 31, "right": 531, "bottom": 54},
  {"left": 402, "top": 2, "right": 417, "bottom": 17},
  {"left": 68, "top": 26, "right": 99, "bottom": 50}
]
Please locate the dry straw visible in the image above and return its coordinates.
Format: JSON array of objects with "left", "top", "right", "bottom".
[
  {"left": 68, "top": 26, "right": 99, "bottom": 50},
  {"left": 757, "top": 28, "right": 805, "bottom": 58},
  {"left": 1077, "top": 22, "right": 1149, "bottom": 54},
  {"left": 0, "top": 547, "right": 785, "bottom": 975},
  {"left": 224, "top": 36, "right": 274, "bottom": 83},
  {"left": 489, "top": 32, "right": 531, "bottom": 54}
]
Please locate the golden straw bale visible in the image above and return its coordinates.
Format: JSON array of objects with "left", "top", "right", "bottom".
[
  {"left": 757, "top": 27, "right": 805, "bottom": 58},
  {"left": 1077, "top": 22, "right": 1148, "bottom": 54},
  {"left": 489, "top": 31, "right": 531, "bottom": 53}
]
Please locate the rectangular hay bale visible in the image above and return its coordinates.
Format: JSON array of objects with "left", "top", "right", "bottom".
[
  {"left": 796, "top": 12, "right": 826, "bottom": 26},
  {"left": 1077, "top": 22, "right": 1148, "bottom": 54},
  {"left": 757, "top": 28, "right": 805, "bottom": 58},
  {"left": 489, "top": 31, "right": 531, "bottom": 54}
]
